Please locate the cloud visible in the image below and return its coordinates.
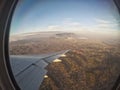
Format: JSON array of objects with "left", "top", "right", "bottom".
[
  {"left": 44, "top": 18, "right": 83, "bottom": 32},
  {"left": 95, "top": 18, "right": 110, "bottom": 24},
  {"left": 48, "top": 25, "right": 60, "bottom": 30},
  {"left": 63, "top": 21, "right": 81, "bottom": 27},
  {"left": 95, "top": 18, "right": 111, "bottom": 28},
  {"left": 63, "top": 18, "right": 81, "bottom": 26},
  {"left": 94, "top": 18, "right": 119, "bottom": 29},
  {"left": 97, "top": 23, "right": 110, "bottom": 28}
]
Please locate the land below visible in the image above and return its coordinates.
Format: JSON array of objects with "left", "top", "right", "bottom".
[{"left": 10, "top": 31, "right": 120, "bottom": 90}]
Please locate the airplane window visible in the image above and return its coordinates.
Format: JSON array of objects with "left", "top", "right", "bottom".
[{"left": 9, "top": 0, "right": 120, "bottom": 90}]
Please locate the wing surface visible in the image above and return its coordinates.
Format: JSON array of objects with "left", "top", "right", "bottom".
[{"left": 10, "top": 50, "right": 69, "bottom": 90}]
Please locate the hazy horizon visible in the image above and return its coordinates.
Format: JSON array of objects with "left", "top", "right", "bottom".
[{"left": 10, "top": 0, "right": 119, "bottom": 37}]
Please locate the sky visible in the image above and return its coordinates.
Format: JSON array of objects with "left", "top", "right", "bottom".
[{"left": 10, "top": 0, "right": 120, "bottom": 35}]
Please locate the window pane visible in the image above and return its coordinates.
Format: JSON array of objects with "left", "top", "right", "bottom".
[{"left": 9, "top": 0, "right": 120, "bottom": 90}]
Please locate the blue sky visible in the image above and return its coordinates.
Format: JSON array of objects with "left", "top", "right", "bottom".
[{"left": 10, "top": 0, "right": 119, "bottom": 35}]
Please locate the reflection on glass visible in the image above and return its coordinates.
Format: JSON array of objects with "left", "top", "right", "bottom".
[{"left": 9, "top": 0, "right": 120, "bottom": 90}]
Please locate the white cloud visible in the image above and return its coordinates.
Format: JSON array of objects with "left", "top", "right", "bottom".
[
  {"left": 95, "top": 18, "right": 110, "bottom": 24},
  {"left": 24, "top": 18, "right": 118, "bottom": 35},
  {"left": 48, "top": 25, "right": 60, "bottom": 30},
  {"left": 63, "top": 18, "right": 81, "bottom": 26},
  {"left": 63, "top": 21, "right": 80, "bottom": 26},
  {"left": 97, "top": 23, "right": 110, "bottom": 28},
  {"left": 94, "top": 18, "right": 119, "bottom": 29},
  {"left": 43, "top": 18, "right": 83, "bottom": 32}
]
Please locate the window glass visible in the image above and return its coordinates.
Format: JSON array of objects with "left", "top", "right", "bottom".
[{"left": 9, "top": 0, "right": 120, "bottom": 90}]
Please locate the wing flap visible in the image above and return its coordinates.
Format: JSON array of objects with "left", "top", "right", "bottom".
[
  {"left": 35, "top": 60, "right": 48, "bottom": 69},
  {"left": 43, "top": 54, "right": 62, "bottom": 63},
  {"left": 16, "top": 65, "right": 47, "bottom": 90},
  {"left": 42, "top": 50, "right": 69, "bottom": 63}
]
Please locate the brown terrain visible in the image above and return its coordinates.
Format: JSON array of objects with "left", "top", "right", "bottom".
[{"left": 9, "top": 32, "right": 120, "bottom": 90}]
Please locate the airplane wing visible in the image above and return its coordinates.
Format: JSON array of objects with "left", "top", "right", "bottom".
[{"left": 10, "top": 50, "right": 69, "bottom": 90}]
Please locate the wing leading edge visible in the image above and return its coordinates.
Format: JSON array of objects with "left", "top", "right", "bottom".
[{"left": 10, "top": 50, "right": 69, "bottom": 90}]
